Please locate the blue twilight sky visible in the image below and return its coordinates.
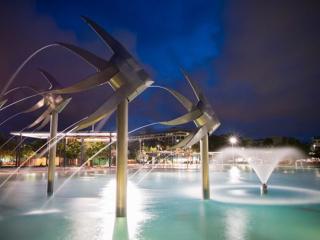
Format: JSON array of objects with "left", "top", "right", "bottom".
[{"left": 0, "top": 0, "right": 319, "bottom": 141}]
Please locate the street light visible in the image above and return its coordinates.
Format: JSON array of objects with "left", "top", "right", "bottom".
[
  {"left": 229, "top": 136, "right": 238, "bottom": 164},
  {"left": 228, "top": 136, "right": 239, "bottom": 182},
  {"left": 229, "top": 136, "right": 238, "bottom": 145}
]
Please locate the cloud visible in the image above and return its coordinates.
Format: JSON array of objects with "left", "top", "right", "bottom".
[{"left": 206, "top": 0, "right": 320, "bottom": 139}]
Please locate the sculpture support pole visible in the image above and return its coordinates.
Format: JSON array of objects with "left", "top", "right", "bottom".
[
  {"left": 15, "top": 134, "right": 22, "bottom": 167},
  {"left": 63, "top": 138, "right": 67, "bottom": 168},
  {"left": 109, "top": 132, "right": 112, "bottom": 167},
  {"left": 200, "top": 134, "right": 210, "bottom": 199},
  {"left": 80, "top": 137, "right": 85, "bottom": 166},
  {"left": 47, "top": 110, "right": 58, "bottom": 196},
  {"left": 116, "top": 99, "right": 128, "bottom": 217}
]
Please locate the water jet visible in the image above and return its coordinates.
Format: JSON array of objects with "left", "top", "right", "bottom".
[
  {"left": 261, "top": 183, "right": 268, "bottom": 194},
  {"left": 217, "top": 147, "right": 303, "bottom": 193}
]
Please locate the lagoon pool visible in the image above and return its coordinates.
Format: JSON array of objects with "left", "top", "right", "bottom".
[{"left": 0, "top": 167, "right": 319, "bottom": 240}]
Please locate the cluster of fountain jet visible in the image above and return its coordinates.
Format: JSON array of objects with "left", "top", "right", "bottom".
[
  {"left": 217, "top": 146, "right": 303, "bottom": 194},
  {"left": 0, "top": 17, "right": 220, "bottom": 217}
]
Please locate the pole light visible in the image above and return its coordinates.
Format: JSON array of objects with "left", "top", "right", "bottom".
[
  {"left": 229, "top": 136, "right": 238, "bottom": 145},
  {"left": 229, "top": 136, "right": 238, "bottom": 164}
]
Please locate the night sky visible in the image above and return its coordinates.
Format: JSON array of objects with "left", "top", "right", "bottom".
[{"left": 0, "top": 0, "right": 319, "bottom": 141}]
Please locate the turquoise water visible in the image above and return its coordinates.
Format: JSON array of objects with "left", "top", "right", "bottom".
[{"left": 0, "top": 167, "right": 319, "bottom": 240}]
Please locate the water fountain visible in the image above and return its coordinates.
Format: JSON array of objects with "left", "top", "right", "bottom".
[{"left": 217, "top": 147, "right": 303, "bottom": 194}]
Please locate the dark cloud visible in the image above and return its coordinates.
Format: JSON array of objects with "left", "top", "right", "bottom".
[{"left": 209, "top": 0, "right": 320, "bottom": 139}]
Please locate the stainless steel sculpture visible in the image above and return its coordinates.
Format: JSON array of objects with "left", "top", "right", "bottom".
[
  {"left": 51, "top": 16, "right": 153, "bottom": 131},
  {"left": 0, "top": 70, "right": 70, "bottom": 196},
  {"left": 49, "top": 17, "right": 154, "bottom": 216},
  {"left": 160, "top": 69, "right": 220, "bottom": 199},
  {"left": 35, "top": 70, "right": 71, "bottom": 196},
  {"left": 160, "top": 69, "right": 220, "bottom": 148},
  {"left": 0, "top": 99, "right": 7, "bottom": 109},
  {"left": 27, "top": 70, "right": 70, "bottom": 132},
  {"left": 0, "top": 70, "right": 70, "bottom": 131},
  {"left": 0, "top": 85, "right": 47, "bottom": 122}
]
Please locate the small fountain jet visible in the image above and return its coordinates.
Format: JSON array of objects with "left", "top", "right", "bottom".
[
  {"left": 160, "top": 69, "right": 220, "bottom": 148},
  {"left": 49, "top": 16, "right": 153, "bottom": 130},
  {"left": 217, "top": 147, "right": 303, "bottom": 194}
]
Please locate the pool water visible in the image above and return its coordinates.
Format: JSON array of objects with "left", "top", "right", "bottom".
[{"left": 0, "top": 167, "right": 319, "bottom": 240}]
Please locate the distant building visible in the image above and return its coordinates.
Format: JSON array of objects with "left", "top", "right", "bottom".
[
  {"left": 9, "top": 129, "right": 191, "bottom": 167},
  {"left": 11, "top": 129, "right": 189, "bottom": 143}
]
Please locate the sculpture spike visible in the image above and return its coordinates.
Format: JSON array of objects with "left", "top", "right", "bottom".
[
  {"left": 95, "top": 116, "right": 110, "bottom": 131},
  {"left": 38, "top": 68, "right": 62, "bottom": 90},
  {"left": 81, "top": 16, "right": 131, "bottom": 58},
  {"left": 180, "top": 68, "right": 203, "bottom": 102},
  {"left": 154, "top": 86, "right": 194, "bottom": 111},
  {"left": 52, "top": 67, "right": 118, "bottom": 94},
  {"left": 184, "top": 126, "right": 207, "bottom": 148},
  {"left": 56, "top": 42, "right": 111, "bottom": 71},
  {"left": 27, "top": 109, "right": 51, "bottom": 129},
  {"left": 55, "top": 98, "right": 72, "bottom": 113},
  {"left": 0, "top": 99, "right": 8, "bottom": 109},
  {"left": 160, "top": 109, "right": 202, "bottom": 126},
  {"left": 75, "top": 85, "right": 132, "bottom": 131},
  {"left": 23, "top": 98, "right": 45, "bottom": 113},
  {"left": 35, "top": 115, "right": 51, "bottom": 131},
  {"left": 169, "top": 132, "right": 195, "bottom": 150}
]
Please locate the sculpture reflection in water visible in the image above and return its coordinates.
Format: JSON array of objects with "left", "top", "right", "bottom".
[{"left": 112, "top": 217, "right": 129, "bottom": 240}]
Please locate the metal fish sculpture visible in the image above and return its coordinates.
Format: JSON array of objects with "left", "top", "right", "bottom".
[
  {"left": 0, "top": 70, "right": 70, "bottom": 130},
  {"left": 160, "top": 69, "right": 220, "bottom": 148},
  {"left": 27, "top": 70, "right": 71, "bottom": 130},
  {"left": 51, "top": 16, "right": 153, "bottom": 130}
]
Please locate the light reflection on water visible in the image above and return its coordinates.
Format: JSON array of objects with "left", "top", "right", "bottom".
[
  {"left": 183, "top": 184, "right": 320, "bottom": 205},
  {"left": 62, "top": 179, "right": 150, "bottom": 240},
  {"left": 225, "top": 208, "right": 248, "bottom": 240},
  {"left": 0, "top": 168, "right": 319, "bottom": 240},
  {"left": 113, "top": 217, "right": 129, "bottom": 240},
  {"left": 229, "top": 166, "right": 241, "bottom": 183},
  {"left": 95, "top": 180, "right": 150, "bottom": 240},
  {"left": 23, "top": 209, "right": 61, "bottom": 215}
]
